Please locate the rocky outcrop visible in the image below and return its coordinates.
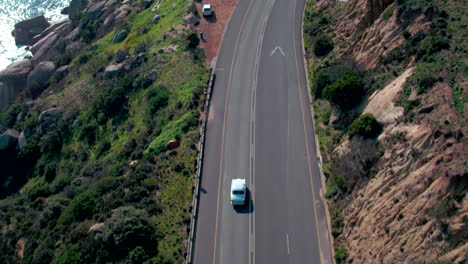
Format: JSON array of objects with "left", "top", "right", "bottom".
[
  {"left": 105, "top": 64, "right": 124, "bottom": 78},
  {"left": 114, "top": 49, "right": 127, "bottom": 63},
  {"left": 30, "top": 20, "right": 69, "bottom": 46},
  {"left": 26, "top": 61, "right": 55, "bottom": 90},
  {"left": 56, "top": 65, "right": 71, "bottom": 79},
  {"left": 363, "top": 67, "right": 414, "bottom": 124},
  {"left": 183, "top": 14, "right": 200, "bottom": 26},
  {"left": 332, "top": 70, "right": 467, "bottom": 263},
  {"left": 334, "top": 0, "right": 430, "bottom": 69},
  {"left": 141, "top": 0, "right": 155, "bottom": 9},
  {"left": 0, "top": 59, "right": 33, "bottom": 111},
  {"left": 337, "top": 0, "right": 394, "bottom": 35},
  {"left": 113, "top": 30, "right": 128, "bottom": 44},
  {"left": 12, "top": 15, "right": 50, "bottom": 46},
  {"left": 86, "top": 1, "right": 106, "bottom": 21},
  {"left": 30, "top": 21, "right": 71, "bottom": 65},
  {"left": 69, "top": 0, "right": 89, "bottom": 21}
]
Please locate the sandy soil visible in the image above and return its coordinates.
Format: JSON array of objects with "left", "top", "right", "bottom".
[{"left": 195, "top": 0, "right": 238, "bottom": 66}]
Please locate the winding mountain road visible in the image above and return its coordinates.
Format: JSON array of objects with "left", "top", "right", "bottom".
[{"left": 192, "top": 0, "right": 333, "bottom": 263}]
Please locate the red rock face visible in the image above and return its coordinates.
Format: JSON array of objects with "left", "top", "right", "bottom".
[{"left": 334, "top": 0, "right": 430, "bottom": 70}]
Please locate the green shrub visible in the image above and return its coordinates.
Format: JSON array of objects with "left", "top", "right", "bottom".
[
  {"left": 314, "top": 34, "right": 334, "bottom": 57},
  {"left": 382, "top": 5, "right": 395, "bottom": 20},
  {"left": 102, "top": 206, "right": 157, "bottom": 259},
  {"left": 53, "top": 54, "right": 72, "bottom": 68},
  {"left": 92, "top": 77, "right": 132, "bottom": 119},
  {"left": 59, "top": 191, "right": 97, "bottom": 224},
  {"left": 147, "top": 86, "right": 169, "bottom": 115},
  {"left": 79, "top": 121, "right": 98, "bottom": 145},
  {"left": 313, "top": 70, "right": 331, "bottom": 98},
  {"left": 407, "top": 62, "right": 441, "bottom": 94},
  {"left": 349, "top": 113, "right": 382, "bottom": 138},
  {"left": 17, "top": 135, "right": 41, "bottom": 166},
  {"left": 186, "top": 32, "right": 199, "bottom": 49},
  {"left": 78, "top": 53, "right": 90, "bottom": 64},
  {"left": 323, "top": 73, "right": 364, "bottom": 109},
  {"left": 124, "top": 246, "right": 149, "bottom": 264},
  {"left": 417, "top": 35, "right": 450, "bottom": 59},
  {"left": 334, "top": 247, "right": 348, "bottom": 264},
  {"left": 0, "top": 104, "right": 25, "bottom": 127},
  {"left": 53, "top": 244, "right": 81, "bottom": 264}
]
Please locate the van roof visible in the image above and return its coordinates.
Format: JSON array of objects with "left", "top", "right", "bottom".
[{"left": 203, "top": 4, "right": 211, "bottom": 9}]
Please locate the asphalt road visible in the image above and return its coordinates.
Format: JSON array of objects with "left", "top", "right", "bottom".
[{"left": 193, "top": 0, "right": 333, "bottom": 263}]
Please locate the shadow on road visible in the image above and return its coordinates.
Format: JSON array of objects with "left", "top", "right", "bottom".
[
  {"left": 204, "top": 12, "right": 217, "bottom": 23},
  {"left": 233, "top": 188, "right": 254, "bottom": 214}
]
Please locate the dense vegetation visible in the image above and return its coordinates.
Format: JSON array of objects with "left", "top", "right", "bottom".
[{"left": 0, "top": 0, "right": 209, "bottom": 263}]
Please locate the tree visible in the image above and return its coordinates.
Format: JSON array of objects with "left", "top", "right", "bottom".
[
  {"left": 102, "top": 206, "right": 158, "bottom": 259},
  {"left": 314, "top": 34, "right": 334, "bottom": 57},
  {"left": 186, "top": 32, "right": 200, "bottom": 49},
  {"left": 313, "top": 70, "right": 331, "bottom": 98},
  {"left": 349, "top": 113, "right": 382, "bottom": 138},
  {"left": 323, "top": 73, "right": 364, "bottom": 109}
]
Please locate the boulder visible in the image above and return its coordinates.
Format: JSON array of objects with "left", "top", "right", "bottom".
[
  {"left": 113, "top": 30, "right": 128, "bottom": 44},
  {"left": 152, "top": 15, "right": 161, "bottom": 24},
  {"left": 86, "top": 1, "right": 105, "bottom": 21},
  {"left": 0, "top": 59, "right": 33, "bottom": 88},
  {"left": 69, "top": 0, "right": 89, "bottom": 21},
  {"left": 141, "top": 0, "right": 154, "bottom": 9},
  {"left": 30, "top": 32, "right": 67, "bottom": 65},
  {"left": 104, "top": 64, "right": 124, "bottom": 78},
  {"left": 182, "top": 13, "right": 200, "bottom": 26},
  {"left": 12, "top": 15, "right": 50, "bottom": 46},
  {"left": 29, "top": 20, "right": 69, "bottom": 46},
  {"left": 89, "top": 223, "right": 104, "bottom": 233},
  {"left": 56, "top": 65, "right": 70, "bottom": 78},
  {"left": 0, "top": 59, "right": 33, "bottom": 111},
  {"left": 0, "top": 130, "right": 19, "bottom": 151},
  {"left": 114, "top": 49, "right": 127, "bottom": 63},
  {"left": 38, "top": 108, "right": 60, "bottom": 135},
  {"left": 26, "top": 61, "right": 55, "bottom": 89},
  {"left": 105, "top": 0, "right": 118, "bottom": 8}
]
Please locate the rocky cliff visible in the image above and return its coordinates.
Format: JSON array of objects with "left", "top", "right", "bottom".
[{"left": 305, "top": 0, "right": 466, "bottom": 263}]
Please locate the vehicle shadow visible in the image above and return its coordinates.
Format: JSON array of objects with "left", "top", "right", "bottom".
[
  {"left": 204, "top": 12, "right": 217, "bottom": 23},
  {"left": 233, "top": 188, "right": 254, "bottom": 214}
]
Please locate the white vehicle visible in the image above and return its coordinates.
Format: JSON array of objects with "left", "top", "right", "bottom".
[
  {"left": 230, "top": 178, "right": 247, "bottom": 206},
  {"left": 202, "top": 4, "right": 213, "bottom": 17}
]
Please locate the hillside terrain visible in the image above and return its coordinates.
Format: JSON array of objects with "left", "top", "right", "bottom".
[
  {"left": 0, "top": 0, "right": 214, "bottom": 263},
  {"left": 304, "top": 0, "right": 467, "bottom": 263}
]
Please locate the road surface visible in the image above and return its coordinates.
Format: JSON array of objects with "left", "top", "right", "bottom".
[{"left": 192, "top": 0, "right": 333, "bottom": 263}]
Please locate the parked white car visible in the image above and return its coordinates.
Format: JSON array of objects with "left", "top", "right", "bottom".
[
  {"left": 230, "top": 178, "right": 246, "bottom": 206},
  {"left": 202, "top": 4, "right": 213, "bottom": 17}
]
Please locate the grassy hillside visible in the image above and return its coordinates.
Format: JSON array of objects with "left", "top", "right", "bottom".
[{"left": 0, "top": 0, "right": 208, "bottom": 263}]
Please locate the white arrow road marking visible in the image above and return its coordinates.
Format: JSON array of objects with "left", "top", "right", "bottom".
[{"left": 270, "top": 46, "right": 285, "bottom": 56}]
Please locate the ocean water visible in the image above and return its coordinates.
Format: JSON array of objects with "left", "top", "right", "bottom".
[{"left": 0, "top": 0, "right": 71, "bottom": 71}]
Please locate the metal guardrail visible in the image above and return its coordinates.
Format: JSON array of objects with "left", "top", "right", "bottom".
[{"left": 185, "top": 69, "right": 216, "bottom": 264}]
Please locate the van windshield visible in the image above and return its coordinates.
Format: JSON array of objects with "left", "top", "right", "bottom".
[{"left": 233, "top": 190, "right": 244, "bottom": 195}]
